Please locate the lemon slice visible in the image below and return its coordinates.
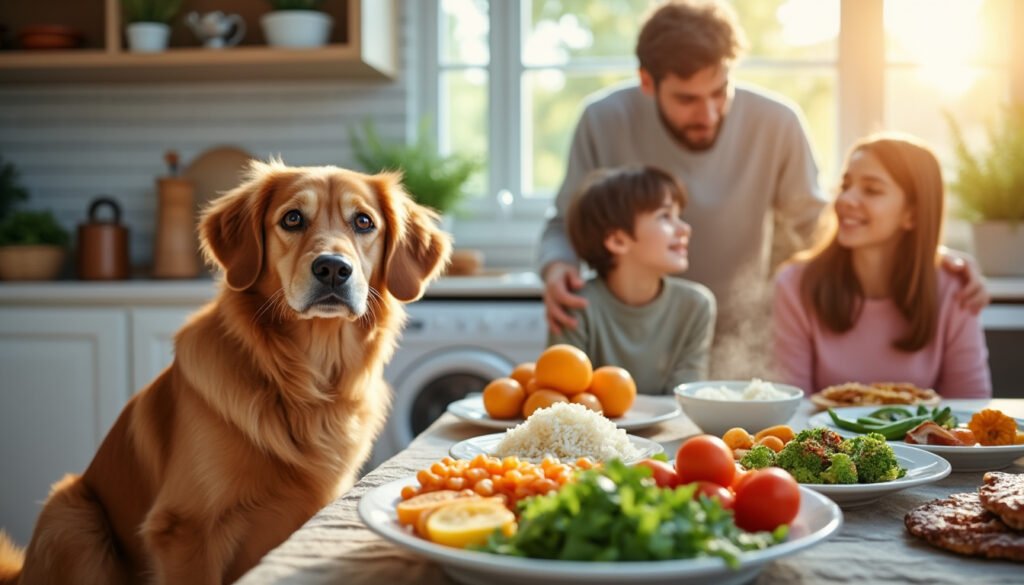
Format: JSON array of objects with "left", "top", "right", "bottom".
[{"left": 425, "top": 499, "right": 516, "bottom": 548}]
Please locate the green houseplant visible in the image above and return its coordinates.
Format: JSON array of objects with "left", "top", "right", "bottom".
[
  {"left": 947, "top": 106, "right": 1024, "bottom": 276},
  {"left": 349, "top": 119, "right": 482, "bottom": 217},
  {"left": 262, "top": 0, "right": 332, "bottom": 48},
  {"left": 121, "top": 0, "right": 183, "bottom": 52},
  {"left": 0, "top": 156, "right": 70, "bottom": 280}
]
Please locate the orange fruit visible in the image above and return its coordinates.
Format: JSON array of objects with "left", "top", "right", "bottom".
[
  {"left": 521, "top": 389, "right": 569, "bottom": 418},
  {"left": 509, "top": 362, "right": 535, "bottom": 389},
  {"left": 588, "top": 366, "right": 636, "bottom": 417},
  {"left": 482, "top": 377, "right": 525, "bottom": 419},
  {"left": 570, "top": 392, "right": 603, "bottom": 414},
  {"left": 534, "top": 344, "right": 593, "bottom": 396},
  {"left": 524, "top": 378, "right": 541, "bottom": 395}
]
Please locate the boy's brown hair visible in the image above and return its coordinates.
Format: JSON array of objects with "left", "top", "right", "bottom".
[
  {"left": 636, "top": 0, "right": 747, "bottom": 83},
  {"left": 567, "top": 166, "right": 688, "bottom": 278}
]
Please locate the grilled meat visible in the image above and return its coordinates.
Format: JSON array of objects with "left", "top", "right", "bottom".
[
  {"left": 904, "top": 421, "right": 966, "bottom": 446},
  {"left": 979, "top": 472, "right": 1024, "bottom": 531},
  {"left": 905, "top": 492, "right": 1024, "bottom": 562}
]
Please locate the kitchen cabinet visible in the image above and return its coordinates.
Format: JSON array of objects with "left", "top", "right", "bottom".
[
  {"left": 130, "top": 307, "right": 195, "bottom": 390},
  {"left": 0, "top": 307, "right": 130, "bottom": 545},
  {"left": 0, "top": 0, "right": 394, "bottom": 83}
]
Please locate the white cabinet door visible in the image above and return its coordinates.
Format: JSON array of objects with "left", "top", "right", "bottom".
[
  {"left": 0, "top": 308, "right": 129, "bottom": 545},
  {"left": 130, "top": 307, "right": 197, "bottom": 392}
]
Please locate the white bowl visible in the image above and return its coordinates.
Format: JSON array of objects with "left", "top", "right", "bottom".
[{"left": 673, "top": 380, "right": 804, "bottom": 436}]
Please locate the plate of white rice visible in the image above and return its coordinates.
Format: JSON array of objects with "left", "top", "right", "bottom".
[{"left": 449, "top": 402, "right": 663, "bottom": 463}]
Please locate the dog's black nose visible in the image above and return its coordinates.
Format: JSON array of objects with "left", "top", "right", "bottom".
[{"left": 312, "top": 255, "right": 353, "bottom": 287}]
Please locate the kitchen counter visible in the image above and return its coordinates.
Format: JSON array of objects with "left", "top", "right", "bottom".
[
  {"left": 0, "top": 274, "right": 1020, "bottom": 305},
  {"left": 0, "top": 271, "right": 544, "bottom": 306},
  {"left": 237, "top": 398, "right": 1023, "bottom": 585}
]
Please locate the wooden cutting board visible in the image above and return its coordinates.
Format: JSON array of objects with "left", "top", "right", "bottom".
[{"left": 183, "top": 146, "right": 255, "bottom": 216}]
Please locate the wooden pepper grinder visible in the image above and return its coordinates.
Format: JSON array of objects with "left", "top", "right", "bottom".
[{"left": 152, "top": 151, "right": 199, "bottom": 278}]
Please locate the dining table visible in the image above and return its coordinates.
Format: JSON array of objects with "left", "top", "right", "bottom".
[{"left": 237, "top": 398, "right": 1024, "bottom": 585}]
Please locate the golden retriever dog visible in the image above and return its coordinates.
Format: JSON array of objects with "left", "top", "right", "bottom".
[{"left": 0, "top": 160, "right": 451, "bottom": 584}]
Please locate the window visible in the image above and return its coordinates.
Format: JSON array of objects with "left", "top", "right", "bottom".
[{"left": 419, "top": 0, "right": 1022, "bottom": 266}]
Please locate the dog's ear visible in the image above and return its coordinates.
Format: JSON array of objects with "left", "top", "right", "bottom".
[
  {"left": 199, "top": 160, "right": 278, "bottom": 291},
  {"left": 373, "top": 173, "right": 453, "bottom": 302}
]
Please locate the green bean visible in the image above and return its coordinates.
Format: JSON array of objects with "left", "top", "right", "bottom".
[
  {"left": 856, "top": 416, "right": 891, "bottom": 426},
  {"left": 866, "top": 407, "right": 914, "bottom": 421},
  {"left": 827, "top": 409, "right": 931, "bottom": 440}
]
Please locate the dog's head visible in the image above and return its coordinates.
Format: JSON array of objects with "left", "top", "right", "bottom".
[{"left": 199, "top": 160, "right": 452, "bottom": 320}]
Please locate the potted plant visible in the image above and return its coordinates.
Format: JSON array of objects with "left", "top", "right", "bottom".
[
  {"left": 0, "top": 156, "right": 70, "bottom": 280},
  {"left": 947, "top": 106, "right": 1024, "bottom": 276},
  {"left": 121, "top": 0, "right": 183, "bottom": 53},
  {"left": 349, "top": 119, "right": 482, "bottom": 222},
  {"left": 261, "top": 0, "right": 333, "bottom": 48}
]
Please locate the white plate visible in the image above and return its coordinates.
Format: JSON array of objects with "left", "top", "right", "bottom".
[
  {"left": 807, "top": 406, "right": 1024, "bottom": 472},
  {"left": 358, "top": 478, "right": 842, "bottom": 585},
  {"left": 447, "top": 394, "right": 681, "bottom": 432},
  {"left": 797, "top": 444, "right": 951, "bottom": 508},
  {"left": 449, "top": 432, "right": 663, "bottom": 464}
]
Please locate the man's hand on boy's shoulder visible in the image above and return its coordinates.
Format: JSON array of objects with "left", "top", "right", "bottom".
[{"left": 542, "top": 261, "right": 588, "bottom": 334}]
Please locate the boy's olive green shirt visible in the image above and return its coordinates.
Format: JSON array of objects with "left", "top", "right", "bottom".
[{"left": 548, "top": 277, "right": 715, "bottom": 394}]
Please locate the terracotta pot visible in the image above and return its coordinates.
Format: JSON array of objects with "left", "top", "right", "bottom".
[{"left": 0, "top": 244, "right": 65, "bottom": 280}]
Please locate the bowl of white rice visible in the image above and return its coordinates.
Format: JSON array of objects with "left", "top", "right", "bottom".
[{"left": 673, "top": 379, "right": 803, "bottom": 436}]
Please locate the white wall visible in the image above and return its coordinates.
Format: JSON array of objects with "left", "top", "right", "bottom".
[{"left": 0, "top": 3, "right": 414, "bottom": 273}]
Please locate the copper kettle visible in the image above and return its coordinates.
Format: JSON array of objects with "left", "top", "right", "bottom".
[{"left": 77, "top": 197, "right": 130, "bottom": 280}]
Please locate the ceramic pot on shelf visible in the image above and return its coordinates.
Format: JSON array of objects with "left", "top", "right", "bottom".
[
  {"left": 261, "top": 10, "right": 332, "bottom": 48},
  {"left": 125, "top": 22, "right": 170, "bottom": 53},
  {"left": 77, "top": 197, "right": 130, "bottom": 280}
]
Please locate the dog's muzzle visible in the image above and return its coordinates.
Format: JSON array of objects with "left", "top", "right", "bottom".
[{"left": 305, "top": 254, "right": 364, "bottom": 315}]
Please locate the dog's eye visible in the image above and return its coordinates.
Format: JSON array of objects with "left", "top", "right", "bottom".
[
  {"left": 280, "top": 210, "right": 304, "bottom": 231},
  {"left": 353, "top": 212, "right": 375, "bottom": 233}
]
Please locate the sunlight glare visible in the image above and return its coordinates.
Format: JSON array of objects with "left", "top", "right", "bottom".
[{"left": 885, "top": 0, "right": 984, "bottom": 97}]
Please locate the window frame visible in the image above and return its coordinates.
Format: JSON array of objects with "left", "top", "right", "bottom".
[{"left": 416, "top": 0, "right": 1024, "bottom": 265}]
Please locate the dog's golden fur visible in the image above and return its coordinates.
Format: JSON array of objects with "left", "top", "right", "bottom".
[{"left": 0, "top": 161, "right": 451, "bottom": 584}]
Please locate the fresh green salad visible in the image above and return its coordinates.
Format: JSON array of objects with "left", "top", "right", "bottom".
[
  {"left": 476, "top": 460, "right": 784, "bottom": 567},
  {"left": 741, "top": 428, "right": 906, "bottom": 485}
]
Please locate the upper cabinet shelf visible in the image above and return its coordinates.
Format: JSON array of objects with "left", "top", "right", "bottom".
[{"left": 0, "top": 0, "right": 395, "bottom": 83}]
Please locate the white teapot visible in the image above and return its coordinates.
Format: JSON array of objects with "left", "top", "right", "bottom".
[{"left": 186, "top": 11, "right": 246, "bottom": 49}]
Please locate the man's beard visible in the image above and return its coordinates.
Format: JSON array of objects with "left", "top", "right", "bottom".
[{"left": 655, "top": 101, "right": 725, "bottom": 152}]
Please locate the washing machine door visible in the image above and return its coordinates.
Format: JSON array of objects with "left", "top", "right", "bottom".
[{"left": 390, "top": 348, "right": 513, "bottom": 450}]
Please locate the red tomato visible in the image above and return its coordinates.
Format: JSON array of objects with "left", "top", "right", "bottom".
[
  {"left": 692, "top": 480, "right": 735, "bottom": 509},
  {"left": 733, "top": 468, "right": 801, "bottom": 532},
  {"left": 633, "top": 459, "right": 680, "bottom": 488},
  {"left": 730, "top": 465, "right": 751, "bottom": 493},
  {"left": 675, "top": 435, "right": 736, "bottom": 488}
]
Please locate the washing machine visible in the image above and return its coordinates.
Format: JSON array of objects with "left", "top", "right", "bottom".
[{"left": 366, "top": 298, "right": 546, "bottom": 470}]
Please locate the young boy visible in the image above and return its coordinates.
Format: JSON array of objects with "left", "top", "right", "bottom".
[{"left": 548, "top": 166, "right": 716, "bottom": 394}]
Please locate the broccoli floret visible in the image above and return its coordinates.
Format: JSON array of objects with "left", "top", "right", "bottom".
[
  {"left": 793, "top": 427, "right": 845, "bottom": 452},
  {"left": 740, "top": 444, "right": 777, "bottom": 470},
  {"left": 775, "top": 438, "right": 829, "bottom": 483},
  {"left": 841, "top": 433, "right": 907, "bottom": 483},
  {"left": 820, "top": 452, "right": 858, "bottom": 484}
]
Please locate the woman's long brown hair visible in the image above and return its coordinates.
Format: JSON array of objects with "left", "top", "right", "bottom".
[{"left": 796, "top": 135, "right": 944, "bottom": 351}]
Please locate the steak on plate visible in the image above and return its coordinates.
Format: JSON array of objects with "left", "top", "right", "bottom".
[{"left": 904, "top": 492, "right": 1024, "bottom": 562}]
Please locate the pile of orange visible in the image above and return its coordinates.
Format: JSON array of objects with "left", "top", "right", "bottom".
[{"left": 481, "top": 344, "right": 637, "bottom": 420}]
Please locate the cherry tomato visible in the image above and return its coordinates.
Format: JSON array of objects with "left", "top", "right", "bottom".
[
  {"left": 692, "top": 480, "right": 735, "bottom": 509},
  {"left": 633, "top": 459, "right": 680, "bottom": 488},
  {"left": 733, "top": 467, "right": 801, "bottom": 532},
  {"left": 675, "top": 435, "right": 736, "bottom": 488}
]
